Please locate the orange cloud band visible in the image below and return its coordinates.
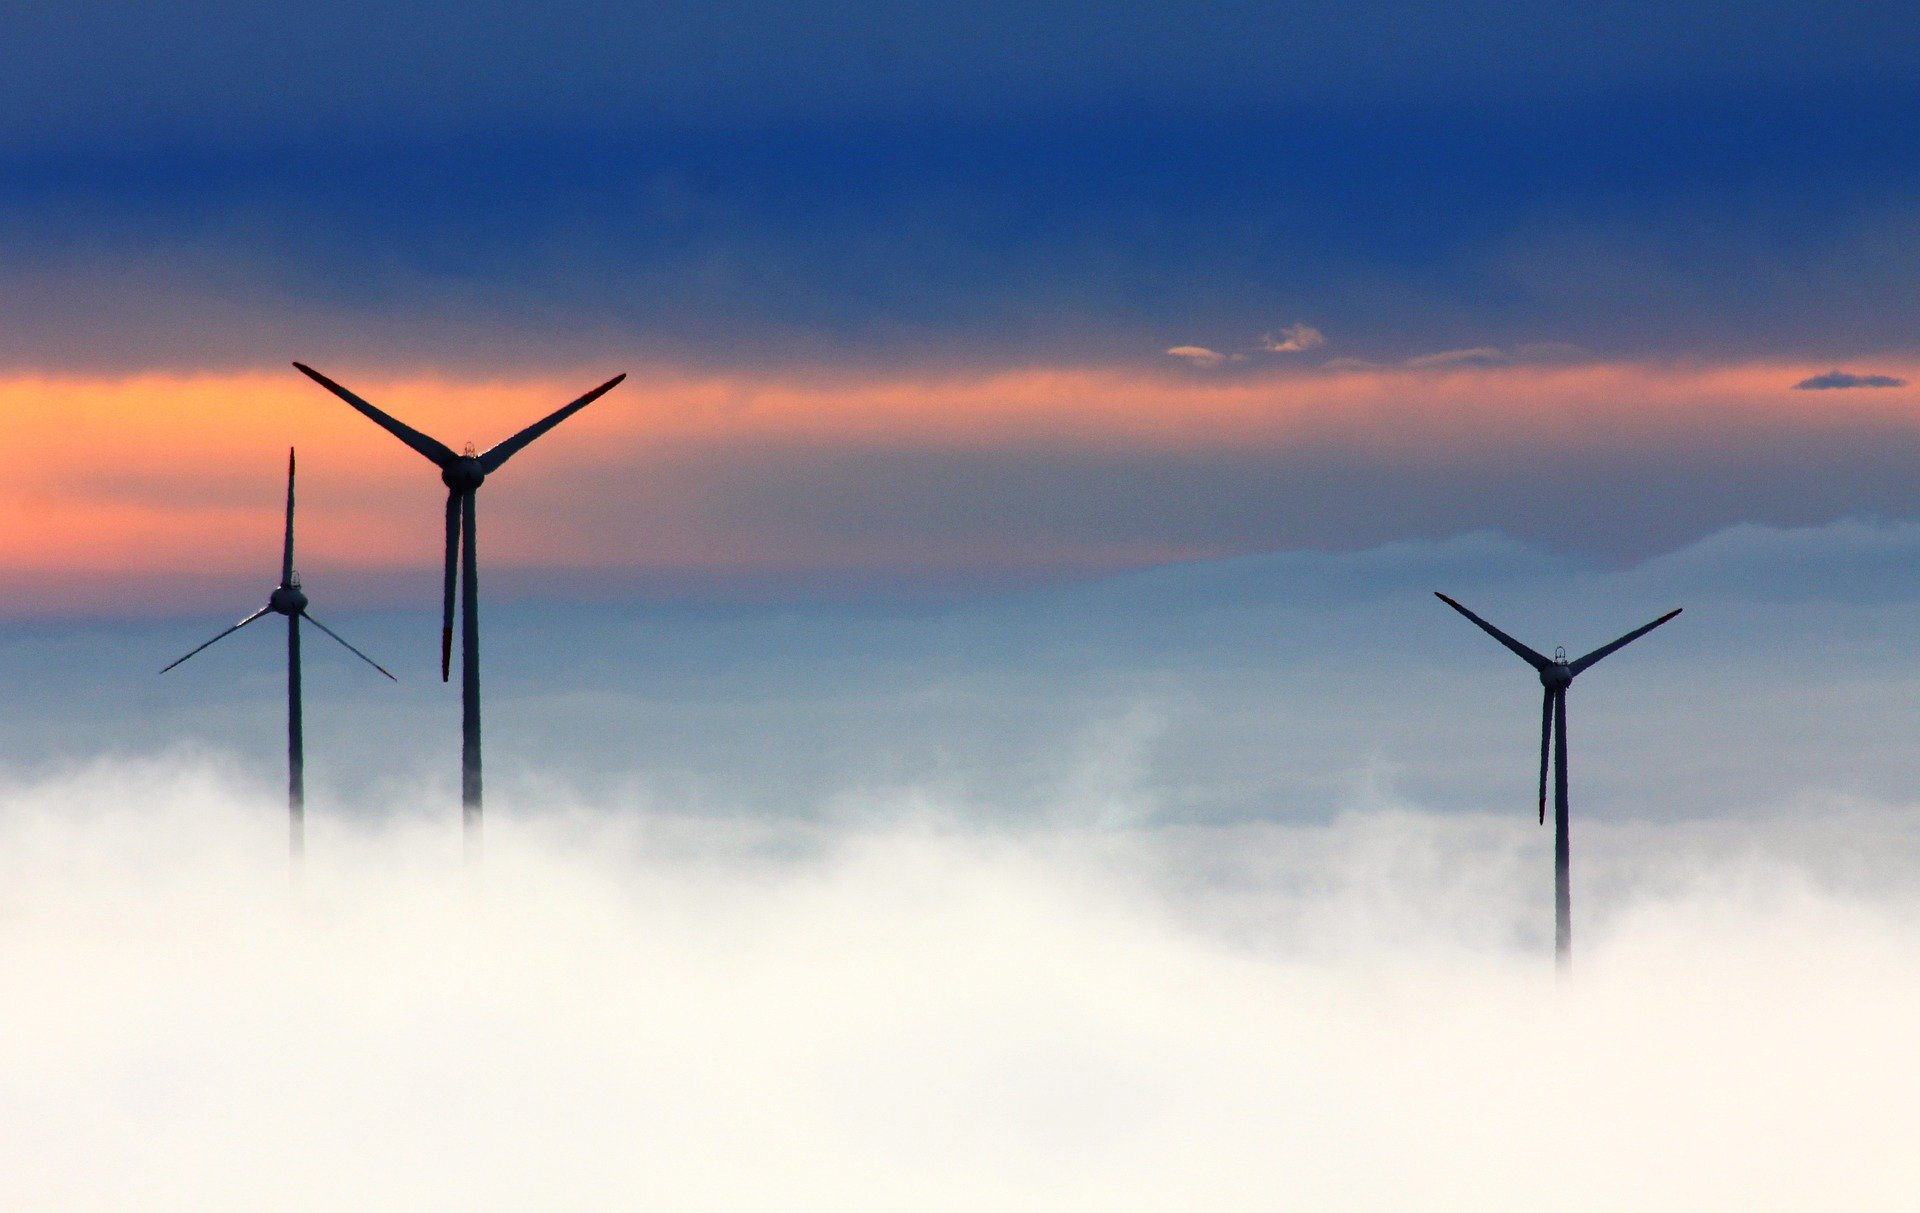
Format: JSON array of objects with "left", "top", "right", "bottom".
[{"left": 0, "top": 359, "right": 1910, "bottom": 607}]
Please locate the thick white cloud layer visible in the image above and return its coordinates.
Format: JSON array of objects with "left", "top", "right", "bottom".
[
  {"left": 2, "top": 763, "right": 1919, "bottom": 1209},
  {"left": 12, "top": 519, "right": 1920, "bottom": 1206}
]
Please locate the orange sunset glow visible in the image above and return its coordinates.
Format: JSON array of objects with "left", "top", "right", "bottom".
[{"left": 1, "top": 357, "right": 1913, "bottom": 611}]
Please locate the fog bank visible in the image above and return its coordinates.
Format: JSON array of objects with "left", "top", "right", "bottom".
[{"left": 2, "top": 763, "right": 1917, "bottom": 1209}]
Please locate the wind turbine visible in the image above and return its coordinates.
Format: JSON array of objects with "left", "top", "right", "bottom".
[
  {"left": 162, "top": 449, "right": 395, "bottom": 864},
  {"left": 1434, "top": 593, "right": 1681, "bottom": 973},
  {"left": 292, "top": 362, "right": 626, "bottom": 859}
]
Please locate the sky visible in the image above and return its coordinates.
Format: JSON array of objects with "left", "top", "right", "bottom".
[
  {"left": 10, "top": 3, "right": 1920, "bottom": 1205},
  {"left": 0, "top": 1, "right": 1917, "bottom": 604}
]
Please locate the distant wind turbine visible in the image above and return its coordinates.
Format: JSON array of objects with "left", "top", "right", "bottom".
[
  {"left": 292, "top": 362, "right": 626, "bottom": 859},
  {"left": 162, "top": 449, "right": 395, "bottom": 865},
  {"left": 1434, "top": 593, "right": 1682, "bottom": 973}
]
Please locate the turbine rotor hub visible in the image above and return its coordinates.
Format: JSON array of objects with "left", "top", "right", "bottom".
[
  {"left": 441, "top": 456, "right": 485, "bottom": 493},
  {"left": 1540, "top": 663, "right": 1572, "bottom": 689},
  {"left": 269, "top": 585, "right": 308, "bottom": 616}
]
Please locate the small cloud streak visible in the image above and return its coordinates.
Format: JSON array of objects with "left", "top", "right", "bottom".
[
  {"left": 1165, "top": 346, "right": 1240, "bottom": 369},
  {"left": 1173, "top": 324, "right": 1325, "bottom": 365},
  {"left": 1261, "top": 324, "right": 1326, "bottom": 354},
  {"left": 1404, "top": 346, "right": 1511, "bottom": 370},
  {"left": 1330, "top": 342, "right": 1589, "bottom": 373},
  {"left": 1794, "top": 369, "right": 1908, "bottom": 390}
]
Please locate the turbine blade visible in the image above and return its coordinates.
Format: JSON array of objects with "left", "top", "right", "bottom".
[
  {"left": 160, "top": 607, "right": 272, "bottom": 673},
  {"left": 1554, "top": 686, "right": 1569, "bottom": 813},
  {"left": 1568, "top": 608, "right": 1683, "bottom": 675},
  {"left": 1538, "top": 686, "right": 1553, "bottom": 825},
  {"left": 301, "top": 610, "right": 397, "bottom": 680},
  {"left": 477, "top": 373, "right": 626, "bottom": 474},
  {"left": 442, "top": 490, "right": 460, "bottom": 682},
  {"left": 1433, "top": 593, "right": 1551, "bottom": 671},
  {"left": 282, "top": 447, "right": 296, "bottom": 586},
  {"left": 292, "top": 363, "right": 459, "bottom": 468}
]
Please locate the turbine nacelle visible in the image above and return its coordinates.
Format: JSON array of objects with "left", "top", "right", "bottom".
[
  {"left": 268, "top": 584, "right": 309, "bottom": 616},
  {"left": 440, "top": 456, "right": 485, "bottom": 494}
]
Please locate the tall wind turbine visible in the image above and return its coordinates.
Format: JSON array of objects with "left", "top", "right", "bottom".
[
  {"left": 1434, "top": 593, "right": 1681, "bottom": 973},
  {"left": 292, "top": 363, "right": 626, "bottom": 858},
  {"left": 162, "top": 449, "right": 395, "bottom": 864}
]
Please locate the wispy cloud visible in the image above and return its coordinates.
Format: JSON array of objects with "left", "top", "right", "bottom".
[
  {"left": 1327, "top": 342, "right": 1588, "bottom": 373},
  {"left": 1261, "top": 323, "right": 1326, "bottom": 354},
  {"left": 1171, "top": 324, "right": 1325, "bottom": 367},
  {"left": 1403, "top": 346, "right": 1511, "bottom": 369},
  {"left": 1164, "top": 346, "right": 1240, "bottom": 369},
  {"left": 1794, "top": 369, "right": 1908, "bottom": 390}
]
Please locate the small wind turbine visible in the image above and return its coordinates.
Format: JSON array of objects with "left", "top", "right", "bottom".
[
  {"left": 292, "top": 362, "right": 626, "bottom": 859},
  {"left": 163, "top": 449, "right": 394, "bottom": 865},
  {"left": 1434, "top": 593, "right": 1681, "bottom": 973}
]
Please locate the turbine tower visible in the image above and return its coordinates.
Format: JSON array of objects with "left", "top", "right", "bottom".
[
  {"left": 1434, "top": 593, "right": 1681, "bottom": 974},
  {"left": 162, "top": 449, "right": 395, "bottom": 864},
  {"left": 292, "top": 362, "right": 626, "bottom": 859}
]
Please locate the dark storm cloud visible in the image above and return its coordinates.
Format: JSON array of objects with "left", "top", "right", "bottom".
[{"left": 1794, "top": 369, "right": 1908, "bottom": 390}]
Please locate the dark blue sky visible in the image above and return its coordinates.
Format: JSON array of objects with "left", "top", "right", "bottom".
[
  {"left": 0, "top": 2, "right": 1914, "bottom": 370},
  {"left": 6, "top": 1, "right": 1911, "bottom": 145}
]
